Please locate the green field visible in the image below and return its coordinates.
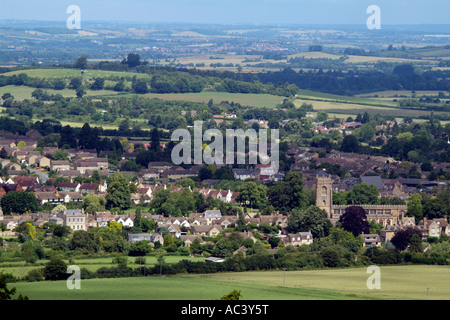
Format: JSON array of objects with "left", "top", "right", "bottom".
[
  {"left": 8, "top": 265, "right": 450, "bottom": 300},
  {"left": 294, "top": 97, "right": 447, "bottom": 118},
  {"left": 0, "top": 255, "right": 206, "bottom": 278},
  {"left": 1, "top": 67, "right": 448, "bottom": 120},
  {"left": 139, "top": 92, "right": 285, "bottom": 109},
  {"left": 0, "top": 85, "right": 119, "bottom": 100},
  {"left": 2, "top": 68, "right": 147, "bottom": 80}
]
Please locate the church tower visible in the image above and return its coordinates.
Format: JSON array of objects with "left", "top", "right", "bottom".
[{"left": 315, "top": 171, "right": 333, "bottom": 218}]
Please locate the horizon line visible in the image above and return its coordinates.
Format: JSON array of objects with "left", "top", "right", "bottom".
[{"left": 1, "top": 19, "right": 450, "bottom": 26}]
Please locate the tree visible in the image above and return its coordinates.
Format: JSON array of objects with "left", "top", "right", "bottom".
[
  {"left": 356, "top": 124, "right": 375, "bottom": 142},
  {"left": 73, "top": 56, "right": 88, "bottom": 69},
  {"left": 82, "top": 195, "right": 106, "bottom": 213},
  {"left": 422, "top": 196, "right": 447, "bottom": 220},
  {"left": 122, "top": 53, "right": 141, "bottom": 68},
  {"left": 132, "top": 79, "right": 149, "bottom": 94},
  {"left": 59, "top": 125, "right": 77, "bottom": 148},
  {"left": 0, "top": 274, "right": 28, "bottom": 300},
  {"left": 91, "top": 170, "right": 101, "bottom": 184},
  {"left": 69, "top": 77, "right": 83, "bottom": 90},
  {"left": 391, "top": 227, "right": 422, "bottom": 251},
  {"left": 51, "top": 149, "right": 69, "bottom": 161},
  {"left": 219, "top": 290, "right": 242, "bottom": 300},
  {"left": 90, "top": 78, "right": 105, "bottom": 90},
  {"left": 149, "top": 127, "right": 161, "bottom": 154},
  {"left": 78, "top": 123, "right": 94, "bottom": 149},
  {"left": 141, "top": 217, "right": 157, "bottom": 233},
  {"left": 190, "top": 237, "right": 203, "bottom": 255},
  {"left": 43, "top": 255, "right": 68, "bottom": 281},
  {"left": 212, "top": 238, "right": 236, "bottom": 258},
  {"left": 321, "top": 247, "right": 340, "bottom": 268},
  {"left": 268, "top": 236, "right": 280, "bottom": 249},
  {"left": 236, "top": 181, "right": 267, "bottom": 209},
  {"left": 287, "top": 206, "right": 332, "bottom": 239},
  {"left": 134, "top": 207, "right": 142, "bottom": 230},
  {"left": 21, "top": 239, "right": 43, "bottom": 264},
  {"left": 14, "top": 221, "right": 37, "bottom": 242},
  {"left": 1, "top": 192, "right": 39, "bottom": 214},
  {"left": 106, "top": 174, "right": 132, "bottom": 210},
  {"left": 338, "top": 206, "right": 370, "bottom": 237},
  {"left": 69, "top": 230, "right": 99, "bottom": 253},
  {"left": 235, "top": 210, "right": 247, "bottom": 232},
  {"left": 328, "top": 227, "right": 363, "bottom": 253},
  {"left": 340, "top": 134, "right": 360, "bottom": 153},
  {"left": 128, "top": 241, "right": 151, "bottom": 257},
  {"left": 346, "top": 183, "right": 379, "bottom": 205},
  {"left": 267, "top": 172, "right": 308, "bottom": 214},
  {"left": 407, "top": 193, "right": 423, "bottom": 224},
  {"left": 76, "top": 86, "right": 86, "bottom": 98},
  {"left": 409, "top": 234, "right": 423, "bottom": 253},
  {"left": 53, "top": 225, "right": 71, "bottom": 238}
]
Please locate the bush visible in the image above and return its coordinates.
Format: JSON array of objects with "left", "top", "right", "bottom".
[
  {"left": 0, "top": 272, "right": 18, "bottom": 283},
  {"left": 321, "top": 247, "right": 340, "bottom": 268},
  {"left": 24, "top": 268, "right": 44, "bottom": 282},
  {"left": 363, "top": 247, "right": 403, "bottom": 265},
  {"left": 80, "top": 267, "right": 95, "bottom": 279},
  {"left": 95, "top": 266, "right": 137, "bottom": 278},
  {"left": 43, "top": 256, "right": 68, "bottom": 281},
  {"left": 411, "top": 255, "right": 448, "bottom": 265}
]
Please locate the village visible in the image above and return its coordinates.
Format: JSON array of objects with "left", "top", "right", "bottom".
[{"left": 0, "top": 125, "right": 448, "bottom": 255}]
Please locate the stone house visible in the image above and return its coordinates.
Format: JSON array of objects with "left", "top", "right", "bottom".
[
  {"left": 179, "top": 235, "right": 203, "bottom": 247},
  {"left": 57, "top": 209, "right": 86, "bottom": 231},
  {"left": 128, "top": 233, "right": 164, "bottom": 245},
  {"left": 361, "top": 233, "right": 382, "bottom": 247},
  {"left": 285, "top": 231, "right": 313, "bottom": 246},
  {"left": 191, "top": 225, "right": 223, "bottom": 237},
  {"left": 51, "top": 160, "right": 71, "bottom": 172}
]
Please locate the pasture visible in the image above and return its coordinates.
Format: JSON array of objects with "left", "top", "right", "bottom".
[
  {"left": 0, "top": 85, "right": 118, "bottom": 100},
  {"left": 2, "top": 68, "right": 146, "bottom": 80},
  {"left": 294, "top": 97, "right": 446, "bottom": 118},
  {"left": 140, "top": 92, "right": 285, "bottom": 109},
  {"left": 8, "top": 265, "right": 450, "bottom": 300},
  {"left": 0, "top": 255, "right": 206, "bottom": 279}
]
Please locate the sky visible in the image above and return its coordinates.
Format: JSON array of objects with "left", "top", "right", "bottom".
[{"left": 0, "top": 0, "right": 449, "bottom": 26}]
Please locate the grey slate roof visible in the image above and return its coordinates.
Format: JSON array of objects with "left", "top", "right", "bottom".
[{"left": 360, "top": 175, "right": 383, "bottom": 190}]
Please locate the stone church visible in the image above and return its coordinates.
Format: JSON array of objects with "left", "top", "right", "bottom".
[{"left": 314, "top": 171, "right": 409, "bottom": 227}]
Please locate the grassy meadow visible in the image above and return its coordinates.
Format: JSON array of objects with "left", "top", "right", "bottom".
[
  {"left": 2, "top": 68, "right": 146, "bottom": 80},
  {"left": 0, "top": 255, "right": 206, "bottom": 279},
  {"left": 0, "top": 84, "right": 118, "bottom": 100},
  {"left": 140, "top": 92, "right": 285, "bottom": 108},
  {"left": 7, "top": 265, "right": 450, "bottom": 300}
]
